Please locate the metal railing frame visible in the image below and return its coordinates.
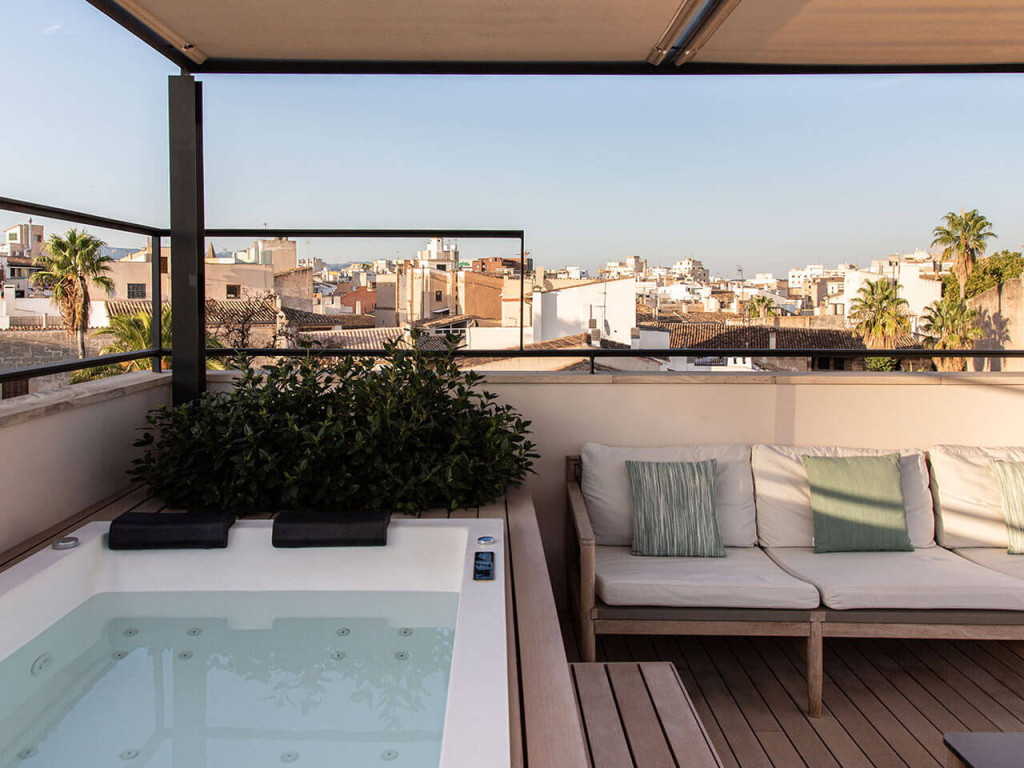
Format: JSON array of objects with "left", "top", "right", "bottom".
[
  {"left": 205, "top": 226, "right": 528, "bottom": 349},
  {"left": 203, "top": 345, "right": 1024, "bottom": 377},
  {"left": 0, "top": 196, "right": 166, "bottom": 388},
  {"left": 4, "top": 196, "right": 1024, "bottom": 386}
]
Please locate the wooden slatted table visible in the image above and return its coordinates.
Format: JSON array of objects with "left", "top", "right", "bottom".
[{"left": 571, "top": 661, "right": 723, "bottom": 768}]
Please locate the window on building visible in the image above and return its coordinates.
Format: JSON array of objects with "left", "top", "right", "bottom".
[
  {"left": 127, "top": 283, "right": 146, "bottom": 299},
  {"left": 34, "top": 235, "right": 42, "bottom": 243},
  {"left": 434, "top": 290, "right": 443, "bottom": 302},
  {"left": 7, "top": 232, "right": 16, "bottom": 242},
  {"left": 226, "top": 284, "right": 241, "bottom": 299}
]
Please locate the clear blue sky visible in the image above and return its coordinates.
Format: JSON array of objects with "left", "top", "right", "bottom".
[{"left": 4, "top": 0, "right": 1023, "bottom": 277}]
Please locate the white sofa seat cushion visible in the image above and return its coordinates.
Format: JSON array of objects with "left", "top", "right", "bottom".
[
  {"left": 752, "top": 444, "right": 935, "bottom": 549},
  {"left": 765, "top": 546, "right": 1024, "bottom": 611},
  {"left": 954, "top": 548, "right": 1024, "bottom": 581},
  {"left": 929, "top": 445, "right": 1024, "bottom": 549},
  {"left": 581, "top": 443, "right": 756, "bottom": 548},
  {"left": 595, "top": 546, "right": 820, "bottom": 609}
]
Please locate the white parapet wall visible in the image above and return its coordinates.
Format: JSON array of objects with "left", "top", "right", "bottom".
[
  {"left": 0, "top": 371, "right": 170, "bottom": 555},
  {"left": 10, "top": 368, "right": 1024, "bottom": 607}
]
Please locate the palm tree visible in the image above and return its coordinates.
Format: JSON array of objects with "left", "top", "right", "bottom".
[
  {"left": 849, "top": 278, "right": 910, "bottom": 350},
  {"left": 31, "top": 229, "right": 114, "bottom": 359},
  {"left": 921, "top": 295, "right": 985, "bottom": 372},
  {"left": 745, "top": 295, "right": 779, "bottom": 320},
  {"left": 70, "top": 305, "right": 226, "bottom": 383},
  {"left": 931, "top": 209, "right": 997, "bottom": 299}
]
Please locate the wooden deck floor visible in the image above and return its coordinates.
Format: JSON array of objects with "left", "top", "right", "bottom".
[{"left": 571, "top": 631, "right": 1024, "bottom": 768}]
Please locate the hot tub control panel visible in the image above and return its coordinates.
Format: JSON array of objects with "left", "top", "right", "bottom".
[{"left": 473, "top": 551, "right": 495, "bottom": 581}]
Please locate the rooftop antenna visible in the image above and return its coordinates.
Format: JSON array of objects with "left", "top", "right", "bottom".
[{"left": 736, "top": 265, "right": 744, "bottom": 282}]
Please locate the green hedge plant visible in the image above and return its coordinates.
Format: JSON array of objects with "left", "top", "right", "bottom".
[{"left": 130, "top": 336, "right": 537, "bottom": 515}]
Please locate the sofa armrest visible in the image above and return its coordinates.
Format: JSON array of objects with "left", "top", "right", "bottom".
[
  {"left": 568, "top": 480, "right": 595, "bottom": 546},
  {"left": 567, "top": 478, "right": 597, "bottom": 661}
]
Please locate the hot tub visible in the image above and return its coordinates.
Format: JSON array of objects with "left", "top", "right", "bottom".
[{"left": 0, "top": 518, "right": 509, "bottom": 768}]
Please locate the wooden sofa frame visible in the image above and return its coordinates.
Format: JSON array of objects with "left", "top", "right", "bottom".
[{"left": 566, "top": 456, "right": 1024, "bottom": 719}]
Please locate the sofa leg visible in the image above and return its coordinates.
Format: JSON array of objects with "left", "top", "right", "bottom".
[
  {"left": 807, "top": 622, "right": 823, "bottom": 718},
  {"left": 580, "top": 617, "right": 596, "bottom": 662}
]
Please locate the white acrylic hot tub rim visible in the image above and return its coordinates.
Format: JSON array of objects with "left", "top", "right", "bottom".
[{"left": 0, "top": 518, "right": 509, "bottom": 768}]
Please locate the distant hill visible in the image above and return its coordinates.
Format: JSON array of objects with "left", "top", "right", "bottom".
[{"left": 325, "top": 262, "right": 373, "bottom": 271}]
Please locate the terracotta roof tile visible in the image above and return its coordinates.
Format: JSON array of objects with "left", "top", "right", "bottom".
[
  {"left": 524, "top": 333, "right": 590, "bottom": 350},
  {"left": 280, "top": 305, "right": 351, "bottom": 328},
  {"left": 6, "top": 256, "right": 38, "bottom": 267},
  {"left": 414, "top": 313, "right": 476, "bottom": 329},
  {"left": 330, "top": 314, "right": 377, "bottom": 329},
  {"left": 300, "top": 327, "right": 403, "bottom": 350},
  {"left": 455, "top": 333, "right": 591, "bottom": 368},
  {"left": 206, "top": 300, "right": 279, "bottom": 324}
]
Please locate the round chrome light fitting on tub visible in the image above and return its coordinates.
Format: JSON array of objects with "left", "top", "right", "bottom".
[
  {"left": 186, "top": 627, "right": 202, "bottom": 637},
  {"left": 51, "top": 536, "right": 79, "bottom": 551},
  {"left": 112, "top": 650, "right": 128, "bottom": 660},
  {"left": 381, "top": 749, "right": 399, "bottom": 761},
  {"left": 280, "top": 751, "right": 299, "bottom": 763},
  {"left": 177, "top": 651, "right": 193, "bottom": 660},
  {"left": 394, "top": 651, "right": 408, "bottom": 661},
  {"left": 398, "top": 628, "right": 413, "bottom": 637},
  {"left": 122, "top": 628, "right": 139, "bottom": 637},
  {"left": 30, "top": 654, "right": 52, "bottom": 676},
  {"left": 330, "top": 651, "right": 346, "bottom": 661},
  {"left": 17, "top": 747, "right": 37, "bottom": 760},
  {"left": 336, "top": 627, "right": 351, "bottom": 637},
  {"left": 477, "top": 535, "right": 496, "bottom": 546},
  {"left": 119, "top": 749, "right": 139, "bottom": 760}
]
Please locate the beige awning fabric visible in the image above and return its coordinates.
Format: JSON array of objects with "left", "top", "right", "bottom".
[
  {"left": 95, "top": 0, "right": 1024, "bottom": 71},
  {"left": 105, "top": 0, "right": 687, "bottom": 65},
  {"left": 692, "top": 0, "right": 1024, "bottom": 67}
]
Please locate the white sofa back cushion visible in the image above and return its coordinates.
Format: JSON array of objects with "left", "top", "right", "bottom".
[
  {"left": 580, "top": 443, "right": 757, "bottom": 548},
  {"left": 752, "top": 444, "right": 935, "bottom": 549},
  {"left": 929, "top": 445, "right": 1024, "bottom": 548}
]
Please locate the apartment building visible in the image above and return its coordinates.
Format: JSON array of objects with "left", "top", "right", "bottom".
[
  {"left": 670, "top": 258, "right": 709, "bottom": 283},
  {"left": 1, "top": 223, "right": 44, "bottom": 261}
]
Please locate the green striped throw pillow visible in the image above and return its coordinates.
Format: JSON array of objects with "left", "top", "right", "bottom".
[
  {"left": 991, "top": 460, "right": 1024, "bottom": 554},
  {"left": 626, "top": 460, "right": 725, "bottom": 557},
  {"left": 802, "top": 453, "right": 912, "bottom": 553}
]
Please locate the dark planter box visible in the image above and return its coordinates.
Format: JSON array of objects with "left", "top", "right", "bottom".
[{"left": 272, "top": 509, "right": 390, "bottom": 548}]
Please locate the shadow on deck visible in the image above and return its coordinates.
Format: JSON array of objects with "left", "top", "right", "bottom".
[{"left": 565, "top": 622, "right": 1024, "bottom": 768}]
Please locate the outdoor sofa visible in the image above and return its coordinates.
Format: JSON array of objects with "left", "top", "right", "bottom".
[{"left": 567, "top": 443, "right": 1024, "bottom": 717}]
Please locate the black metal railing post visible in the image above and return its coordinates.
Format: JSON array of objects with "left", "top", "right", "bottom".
[
  {"left": 149, "top": 228, "right": 163, "bottom": 372},
  {"left": 519, "top": 233, "right": 525, "bottom": 351}
]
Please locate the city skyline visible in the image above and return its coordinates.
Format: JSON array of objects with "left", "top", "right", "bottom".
[{"left": 4, "top": 0, "right": 1024, "bottom": 277}]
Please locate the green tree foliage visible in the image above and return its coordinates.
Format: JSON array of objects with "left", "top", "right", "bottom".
[
  {"left": 864, "top": 357, "right": 900, "bottom": 372},
  {"left": 931, "top": 209, "right": 997, "bottom": 299},
  {"left": 963, "top": 250, "right": 1024, "bottom": 299},
  {"left": 849, "top": 278, "right": 909, "bottom": 348},
  {"left": 130, "top": 336, "right": 537, "bottom": 515},
  {"left": 849, "top": 278, "right": 910, "bottom": 371},
  {"left": 745, "top": 295, "right": 779, "bottom": 319},
  {"left": 921, "top": 294, "right": 985, "bottom": 372},
  {"left": 70, "top": 306, "right": 226, "bottom": 383},
  {"left": 31, "top": 229, "right": 114, "bottom": 359}
]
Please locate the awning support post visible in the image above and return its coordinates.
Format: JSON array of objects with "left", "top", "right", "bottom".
[{"left": 168, "top": 73, "right": 206, "bottom": 404}]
